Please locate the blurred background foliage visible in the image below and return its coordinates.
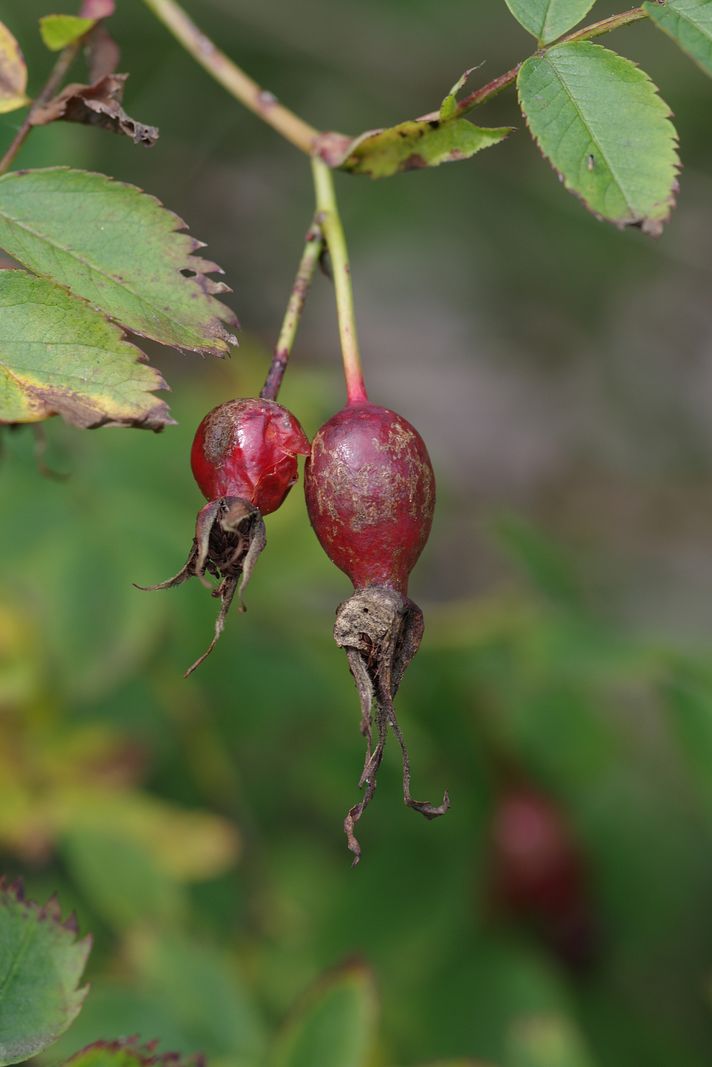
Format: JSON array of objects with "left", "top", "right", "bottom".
[{"left": 2, "top": 0, "right": 712, "bottom": 1064}]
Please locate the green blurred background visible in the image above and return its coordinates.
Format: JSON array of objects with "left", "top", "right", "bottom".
[{"left": 3, "top": 1, "right": 712, "bottom": 1064}]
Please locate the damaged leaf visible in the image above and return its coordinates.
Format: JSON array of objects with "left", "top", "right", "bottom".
[
  {"left": 517, "top": 42, "right": 679, "bottom": 234},
  {"left": 645, "top": 0, "right": 712, "bottom": 79},
  {"left": 0, "top": 168, "right": 237, "bottom": 354},
  {"left": 30, "top": 73, "right": 158, "bottom": 146},
  {"left": 503, "top": 0, "right": 597, "bottom": 44},
  {"left": 0, "top": 21, "right": 29, "bottom": 114},
  {"left": 318, "top": 118, "right": 510, "bottom": 178},
  {"left": 0, "top": 270, "right": 172, "bottom": 430},
  {"left": 0, "top": 879, "right": 91, "bottom": 1065},
  {"left": 39, "top": 14, "right": 95, "bottom": 52},
  {"left": 66, "top": 1039, "right": 204, "bottom": 1067},
  {"left": 270, "top": 963, "right": 377, "bottom": 1067}
]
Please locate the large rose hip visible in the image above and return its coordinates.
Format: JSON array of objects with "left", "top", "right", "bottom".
[
  {"left": 305, "top": 401, "right": 447, "bottom": 863},
  {"left": 304, "top": 402, "right": 435, "bottom": 593}
]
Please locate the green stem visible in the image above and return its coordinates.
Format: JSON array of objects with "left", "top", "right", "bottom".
[
  {"left": 311, "top": 158, "right": 368, "bottom": 405},
  {"left": 0, "top": 39, "right": 81, "bottom": 176},
  {"left": 260, "top": 220, "right": 323, "bottom": 401},
  {"left": 139, "top": 0, "right": 319, "bottom": 154}
]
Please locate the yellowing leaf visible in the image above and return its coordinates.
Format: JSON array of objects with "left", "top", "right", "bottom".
[
  {"left": 318, "top": 118, "right": 510, "bottom": 179},
  {"left": 0, "top": 168, "right": 237, "bottom": 355},
  {"left": 0, "top": 21, "right": 29, "bottom": 115},
  {"left": 0, "top": 270, "right": 171, "bottom": 429}
]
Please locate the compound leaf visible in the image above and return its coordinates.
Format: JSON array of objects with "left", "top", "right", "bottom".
[
  {"left": 0, "top": 168, "right": 237, "bottom": 354},
  {"left": 645, "top": 0, "right": 712, "bottom": 78},
  {"left": 518, "top": 42, "right": 679, "bottom": 234},
  {"left": 0, "top": 21, "right": 28, "bottom": 114},
  {"left": 0, "top": 880, "right": 90, "bottom": 1066},
  {"left": 503, "top": 0, "right": 597, "bottom": 43},
  {"left": 0, "top": 270, "right": 171, "bottom": 430}
]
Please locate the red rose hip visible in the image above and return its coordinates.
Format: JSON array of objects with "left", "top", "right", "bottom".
[
  {"left": 138, "top": 397, "right": 309, "bottom": 676},
  {"left": 305, "top": 401, "right": 448, "bottom": 863},
  {"left": 304, "top": 403, "right": 434, "bottom": 593},
  {"left": 192, "top": 398, "right": 309, "bottom": 513}
]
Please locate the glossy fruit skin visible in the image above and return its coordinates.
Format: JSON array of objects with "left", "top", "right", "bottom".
[
  {"left": 191, "top": 398, "right": 310, "bottom": 515},
  {"left": 304, "top": 402, "right": 435, "bottom": 594}
]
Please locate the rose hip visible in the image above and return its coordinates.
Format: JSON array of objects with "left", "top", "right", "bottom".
[
  {"left": 305, "top": 401, "right": 448, "bottom": 863},
  {"left": 138, "top": 397, "right": 309, "bottom": 676}
]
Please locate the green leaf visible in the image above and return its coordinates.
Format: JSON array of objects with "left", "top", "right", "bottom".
[
  {"left": 503, "top": 0, "right": 596, "bottom": 43},
  {"left": 644, "top": 0, "right": 712, "bottom": 78},
  {"left": 0, "top": 168, "right": 237, "bottom": 354},
  {"left": 0, "top": 880, "right": 90, "bottom": 1065},
  {"left": 65, "top": 1038, "right": 201, "bottom": 1067},
  {"left": 507, "top": 1015, "right": 598, "bottom": 1067},
  {"left": 270, "top": 963, "right": 377, "bottom": 1067},
  {"left": 39, "top": 15, "right": 95, "bottom": 51},
  {"left": 0, "top": 21, "right": 29, "bottom": 114},
  {"left": 439, "top": 68, "right": 473, "bottom": 122},
  {"left": 517, "top": 42, "right": 679, "bottom": 234},
  {"left": 336, "top": 119, "right": 510, "bottom": 178},
  {"left": 0, "top": 270, "right": 171, "bottom": 430}
]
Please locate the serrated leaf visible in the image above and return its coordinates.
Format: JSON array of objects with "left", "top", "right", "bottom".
[
  {"left": 0, "top": 21, "right": 29, "bottom": 114},
  {"left": 40, "top": 15, "right": 95, "bottom": 51},
  {"left": 518, "top": 42, "right": 679, "bottom": 234},
  {"left": 324, "top": 119, "right": 510, "bottom": 178},
  {"left": 503, "top": 0, "right": 597, "bottom": 43},
  {"left": 0, "top": 880, "right": 91, "bottom": 1065},
  {"left": 645, "top": 0, "right": 712, "bottom": 78},
  {"left": 270, "top": 964, "right": 377, "bottom": 1067},
  {"left": 65, "top": 1038, "right": 202, "bottom": 1067},
  {"left": 0, "top": 168, "right": 237, "bottom": 354},
  {"left": 0, "top": 270, "right": 171, "bottom": 430}
]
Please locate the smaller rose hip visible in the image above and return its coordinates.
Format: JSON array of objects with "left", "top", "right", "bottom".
[{"left": 137, "top": 397, "right": 309, "bottom": 675}]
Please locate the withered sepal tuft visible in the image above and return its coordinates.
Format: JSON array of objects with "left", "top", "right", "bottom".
[
  {"left": 136, "top": 496, "right": 266, "bottom": 676},
  {"left": 334, "top": 586, "right": 449, "bottom": 865}
]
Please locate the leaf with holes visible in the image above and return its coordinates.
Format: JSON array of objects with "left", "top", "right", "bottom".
[
  {"left": 0, "top": 168, "right": 237, "bottom": 354},
  {"left": 503, "top": 0, "right": 597, "bottom": 43},
  {"left": 0, "top": 270, "right": 171, "bottom": 429},
  {"left": 318, "top": 119, "right": 510, "bottom": 178},
  {"left": 270, "top": 963, "right": 377, "bottom": 1067},
  {"left": 517, "top": 42, "right": 679, "bottom": 234},
  {"left": 645, "top": 0, "right": 712, "bottom": 78},
  {"left": 39, "top": 15, "right": 95, "bottom": 51},
  {"left": 0, "top": 21, "right": 28, "bottom": 114},
  {"left": 0, "top": 880, "right": 91, "bottom": 1066}
]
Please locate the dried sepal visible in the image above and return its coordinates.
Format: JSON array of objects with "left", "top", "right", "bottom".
[
  {"left": 135, "top": 496, "right": 266, "bottom": 676},
  {"left": 334, "top": 586, "right": 449, "bottom": 864}
]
